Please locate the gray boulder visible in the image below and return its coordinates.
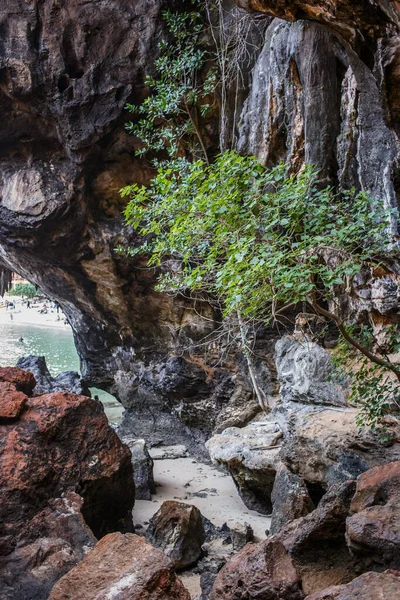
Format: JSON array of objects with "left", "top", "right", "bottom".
[
  {"left": 16, "top": 355, "right": 89, "bottom": 396},
  {"left": 120, "top": 437, "right": 155, "bottom": 500}
]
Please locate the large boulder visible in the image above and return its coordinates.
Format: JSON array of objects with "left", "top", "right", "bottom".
[
  {"left": 346, "top": 461, "right": 400, "bottom": 569},
  {"left": 209, "top": 539, "right": 303, "bottom": 600},
  {"left": 206, "top": 421, "right": 282, "bottom": 513},
  {"left": 147, "top": 501, "right": 206, "bottom": 569},
  {"left": 0, "top": 492, "right": 97, "bottom": 600},
  {"left": 0, "top": 366, "right": 36, "bottom": 394},
  {"left": 305, "top": 570, "right": 400, "bottom": 600},
  {"left": 49, "top": 532, "right": 191, "bottom": 600},
  {"left": 0, "top": 369, "right": 135, "bottom": 598}
]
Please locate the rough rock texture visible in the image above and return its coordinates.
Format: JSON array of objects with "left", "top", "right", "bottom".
[
  {"left": 346, "top": 461, "right": 400, "bottom": 569},
  {"left": 0, "top": 366, "right": 36, "bottom": 394},
  {"left": 207, "top": 336, "right": 400, "bottom": 514},
  {"left": 305, "top": 570, "right": 400, "bottom": 600},
  {"left": 206, "top": 421, "right": 282, "bottom": 513},
  {"left": 0, "top": 369, "right": 135, "bottom": 598},
  {"left": 211, "top": 480, "right": 357, "bottom": 599},
  {"left": 210, "top": 539, "right": 303, "bottom": 600},
  {"left": 17, "top": 354, "right": 89, "bottom": 396},
  {"left": 121, "top": 436, "right": 155, "bottom": 500},
  {"left": 49, "top": 532, "right": 191, "bottom": 600},
  {"left": 1, "top": 492, "right": 97, "bottom": 600},
  {"left": 270, "top": 464, "right": 315, "bottom": 535},
  {"left": 147, "top": 501, "right": 206, "bottom": 569},
  {"left": 276, "top": 338, "right": 346, "bottom": 407},
  {"left": 0, "top": 380, "right": 28, "bottom": 421}
]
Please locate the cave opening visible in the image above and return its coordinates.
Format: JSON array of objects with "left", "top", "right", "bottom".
[{"left": 0, "top": 268, "right": 123, "bottom": 424}]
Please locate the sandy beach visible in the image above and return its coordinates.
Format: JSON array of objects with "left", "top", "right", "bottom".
[{"left": 0, "top": 300, "right": 71, "bottom": 329}]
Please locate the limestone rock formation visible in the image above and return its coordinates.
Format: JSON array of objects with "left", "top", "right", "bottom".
[
  {"left": 49, "top": 532, "right": 191, "bottom": 600},
  {"left": 147, "top": 501, "right": 206, "bottom": 569},
  {"left": 0, "top": 367, "right": 135, "bottom": 598}
]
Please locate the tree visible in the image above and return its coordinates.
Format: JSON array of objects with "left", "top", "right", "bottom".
[
  {"left": 120, "top": 151, "right": 398, "bottom": 418},
  {"left": 8, "top": 283, "right": 37, "bottom": 298}
]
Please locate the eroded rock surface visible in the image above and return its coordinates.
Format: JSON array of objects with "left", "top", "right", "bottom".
[
  {"left": 49, "top": 532, "right": 191, "bottom": 600},
  {"left": 147, "top": 501, "right": 206, "bottom": 569},
  {"left": 305, "top": 570, "right": 400, "bottom": 600},
  {"left": 17, "top": 355, "right": 89, "bottom": 396},
  {"left": 0, "top": 368, "right": 135, "bottom": 599}
]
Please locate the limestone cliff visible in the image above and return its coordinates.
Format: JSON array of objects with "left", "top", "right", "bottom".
[{"left": 0, "top": 0, "right": 399, "bottom": 422}]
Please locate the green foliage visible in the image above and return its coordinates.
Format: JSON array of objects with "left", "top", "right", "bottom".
[
  {"left": 8, "top": 283, "right": 37, "bottom": 298},
  {"left": 125, "top": 3, "right": 215, "bottom": 162},
  {"left": 333, "top": 324, "right": 400, "bottom": 440},
  {"left": 121, "top": 151, "right": 392, "bottom": 326}
]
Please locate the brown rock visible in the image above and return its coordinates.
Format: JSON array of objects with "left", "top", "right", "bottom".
[
  {"left": 305, "top": 570, "right": 400, "bottom": 600},
  {"left": 0, "top": 388, "right": 135, "bottom": 598},
  {"left": 0, "top": 381, "right": 28, "bottom": 421},
  {"left": 346, "top": 461, "right": 400, "bottom": 568},
  {"left": 350, "top": 461, "right": 400, "bottom": 513},
  {"left": 209, "top": 539, "right": 303, "bottom": 600},
  {"left": 346, "top": 506, "right": 400, "bottom": 567},
  {"left": 49, "top": 532, "right": 191, "bottom": 600},
  {"left": 0, "top": 366, "right": 36, "bottom": 395},
  {"left": 147, "top": 501, "right": 206, "bottom": 569},
  {"left": 0, "top": 492, "right": 97, "bottom": 600}
]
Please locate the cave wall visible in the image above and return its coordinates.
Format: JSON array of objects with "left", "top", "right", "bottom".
[{"left": 0, "top": 0, "right": 399, "bottom": 419}]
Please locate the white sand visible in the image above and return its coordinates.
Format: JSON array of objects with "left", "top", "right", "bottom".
[
  {"left": 0, "top": 301, "right": 71, "bottom": 329},
  {"left": 133, "top": 453, "right": 271, "bottom": 541}
]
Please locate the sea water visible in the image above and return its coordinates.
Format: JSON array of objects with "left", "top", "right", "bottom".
[{"left": 0, "top": 322, "right": 124, "bottom": 424}]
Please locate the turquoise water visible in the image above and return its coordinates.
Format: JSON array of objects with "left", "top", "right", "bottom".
[{"left": 0, "top": 322, "right": 123, "bottom": 424}]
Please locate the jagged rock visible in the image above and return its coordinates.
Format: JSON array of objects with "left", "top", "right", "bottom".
[
  {"left": 0, "top": 366, "right": 36, "bottom": 394},
  {"left": 210, "top": 480, "right": 357, "bottom": 599},
  {"left": 16, "top": 355, "right": 89, "bottom": 396},
  {"left": 276, "top": 337, "right": 346, "bottom": 407},
  {"left": 0, "top": 492, "right": 97, "bottom": 600},
  {"left": 305, "top": 570, "right": 400, "bottom": 600},
  {"left": 206, "top": 421, "right": 282, "bottom": 513},
  {"left": 230, "top": 522, "right": 254, "bottom": 551},
  {"left": 270, "top": 464, "right": 315, "bottom": 535},
  {"left": 49, "top": 532, "right": 191, "bottom": 600},
  {"left": 210, "top": 539, "right": 303, "bottom": 600},
  {"left": 346, "top": 461, "right": 400, "bottom": 569},
  {"left": 147, "top": 501, "right": 206, "bottom": 569},
  {"left": 121, "top": 437, "right": 155, "bottom": 500},
  {"left": 0, "top": 381, "right": 28, "bottom": 421},
  {"left": 213, "top": 372, "right": 261, "bottom": 434}
]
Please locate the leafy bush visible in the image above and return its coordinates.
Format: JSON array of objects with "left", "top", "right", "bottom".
[{"left": 8, "top": 283, "right": 37, "bottom": 298}]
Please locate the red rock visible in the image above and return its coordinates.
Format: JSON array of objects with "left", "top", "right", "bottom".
[
  {"left": 49, "top": 532, "right": 191, "bottom": 600},
  {"left": 0, "top": 492, "right": 97, "bottom": 600},
  {"left": 350, "top": 461, "right": 400, "bottom": 513},
  {"left": 346, "top": 461, "right": 400, "bottom": 569},
  {"left": 0, "top": 390, "right": 135, "bottom": 598},
  {"left": 0, "top": 381, "right": 27, "bottom": 421},
  {"left": 0, "top": 366, "right": 36, "bottom": 395},
  {"left": 209, "top": 539, "right": 303, "bottom": 600},
  {"left": 305, "top": 570, "right": 400, "bottom": 599},
  {"left": 346, "top": 506, "right": 400, "bottom": 567},
  {"left": 147, "top": 501, "right": 206, "bottom": 569}
]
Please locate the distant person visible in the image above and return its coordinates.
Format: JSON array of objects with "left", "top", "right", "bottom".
[
  {"left": 9, "top": 313, "right": 13, "bottom": 321},
  {"left": 26, "top": 300, "right": 30, "bottom": 309},
  {"left": 18, "top": 337, "right": 24, "bottom": 342}
]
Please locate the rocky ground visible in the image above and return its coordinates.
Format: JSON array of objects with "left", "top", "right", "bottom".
[{"left": 1, "top": 339, "right": 400, "bottom": 599}]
